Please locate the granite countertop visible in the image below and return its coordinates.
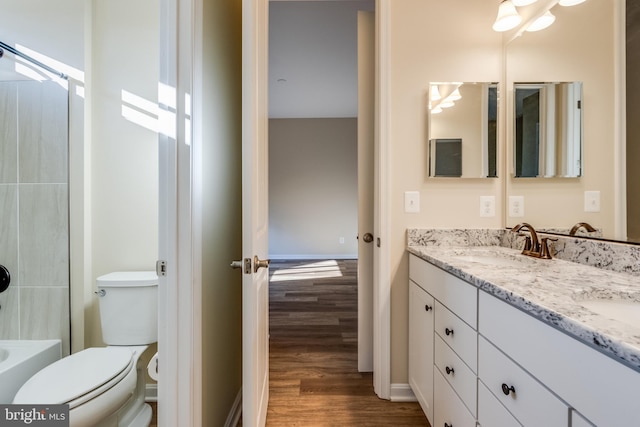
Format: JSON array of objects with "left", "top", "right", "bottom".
[{"left": 407, "top": 245, "right": 640, "bottom": 372}]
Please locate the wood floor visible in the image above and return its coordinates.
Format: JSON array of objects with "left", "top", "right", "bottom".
[{"left": 265, "top": 259, "right": 430, "bottom": 426}]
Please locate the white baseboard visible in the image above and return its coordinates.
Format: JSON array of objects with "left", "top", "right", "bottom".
[
  {"left": 145, "top": 384, "right": 158, "bottom": 402},
  {"left": 390, "top": 383, "right": 417, "bottom": 402},
  {"left": 269, "top": 254, "right": 358, "bottom": 260},
  {"left": 225, "top": 388, "right": 242, "bottom": 427}
]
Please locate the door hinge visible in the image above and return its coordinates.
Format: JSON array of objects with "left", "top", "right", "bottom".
[
  {"left": 577, "top": 100, "right": 582, "bottom": 109},
  {"left": 156, "top": 260, "right": 167, "bottom": 277}
]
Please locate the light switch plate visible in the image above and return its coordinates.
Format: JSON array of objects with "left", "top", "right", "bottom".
[
  {"left": 480, "top": 196, "right": 496, "bottom": 217},
  {"left": 584, "top": 191, "right": 601, "bottom": 212},
  {"left": 405, "top": 191, "right": 420, "bottom": 213},
  {"left": 509, "top": 196, "right": 525, "bottom": 217}
]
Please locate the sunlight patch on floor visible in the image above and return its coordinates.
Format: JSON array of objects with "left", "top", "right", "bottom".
[{"left": 270, "top": 260, "right": 344, "bottom": 282}]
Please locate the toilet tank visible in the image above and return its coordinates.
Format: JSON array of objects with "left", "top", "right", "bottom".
[{"left": 97, "top": 271, "right": 158, "bottom": 346}]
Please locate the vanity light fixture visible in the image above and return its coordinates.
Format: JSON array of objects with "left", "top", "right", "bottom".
[
  {"left": 526, "top": 10, "right": 556, "bottom": 31},
  {"left": 492, "top": 0, "right": 522, "bottom": 32},
  {"left": 558, "top": 0, "right": 587, "bottom": 6},
  {"left": 431, "top": 106, "right": 443, "bottom": 114}
]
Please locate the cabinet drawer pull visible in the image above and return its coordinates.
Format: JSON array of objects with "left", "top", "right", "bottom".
[
  {"left": 445, "top": 327, "right": 454, "bottom": 336},
  {"left": 501, "top": 383, "right": 516, "bottom": 396},
  {"left": 445, "top": 366, "right": 454, "bottom": 375},
  {"left": 425, "top": 304, "right": 433, "bottom": 311}
]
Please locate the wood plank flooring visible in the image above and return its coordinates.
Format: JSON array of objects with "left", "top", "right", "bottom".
[{"left": 265, "top": 259, "right": 430, "bottom": 426}]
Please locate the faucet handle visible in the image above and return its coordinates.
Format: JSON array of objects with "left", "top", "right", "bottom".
[{"left": 539, "top": 237, "right": 557, "bottom": 259}]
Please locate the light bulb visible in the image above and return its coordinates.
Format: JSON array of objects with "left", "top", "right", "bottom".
[
  {"left": 493, "top": 0, "right": 522, "bottom": 32},
  {"left": 526, "top": 10, "right": 556, "bottom": 32}
]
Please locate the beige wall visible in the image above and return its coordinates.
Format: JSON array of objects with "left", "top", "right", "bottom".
[
  {"left": 86, "top": 0, "right": 159, "bottom": 347},
  {"left": 505, "top": 0, "right": 617, "bottom": 236},
  {"left": 269, "top": 118, "right": 358, "bottom": 259},
  {"left": 199, "top": 0, "right": 243, "bottom": 423},
  {"left": 387, "top": 0, "right": 503, "bottom": 384}
]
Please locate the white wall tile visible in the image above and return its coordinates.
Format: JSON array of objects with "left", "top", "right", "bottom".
[
  {"left": 18, "top": 184, "right": 69, "bottom": 287},
  {"left": 0, "top": 83, "right": 17, "bottom": 183},
  {"left": 0, "top": 287, "right": 20, "bottom": 339},
  {"left": 20, "top": 287, "right": 70, "bottom": 355},
  {"left": 18, "top": 81, "right": 68, "bottom": 184}
]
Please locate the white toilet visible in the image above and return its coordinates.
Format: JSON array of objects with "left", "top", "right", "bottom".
[{"left": 13, "top": 271, "right": 158, "bottom": 427}]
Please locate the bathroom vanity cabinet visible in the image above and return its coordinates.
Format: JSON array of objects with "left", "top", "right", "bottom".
[
  {"left": 408, "top": 253, "right": 640, "bottom": 427},
  {"left": 409, "top": 254, "right": 478, "bottom": 427}
]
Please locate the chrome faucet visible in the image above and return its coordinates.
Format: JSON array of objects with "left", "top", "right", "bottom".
[
  {"left": 569, "top": 222, "right": 596, "bottom": 236},
  {"left": 510, "top": 223, "right": 556, "bottom": 259}
]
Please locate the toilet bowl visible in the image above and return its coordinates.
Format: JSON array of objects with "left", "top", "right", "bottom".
[{"left": 13, "top": 271, "right": 158, "bottom": 427}]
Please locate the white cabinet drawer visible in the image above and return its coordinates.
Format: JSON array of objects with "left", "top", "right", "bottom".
[
  {"left": 478, "top": 380, "right": 522, "bottom": 427},
  {"left": 409, "top": 255, "right": 477, "bottom": 328},
  {"left": 435, "top": 301, "right": 477, "bottom": 372},
  {"left": 408, "top": 281, "right": 435, "bottom": 422},
  {"left": 479, "top": 291, "right": 640, "bottom": 427},
  {"left": 434, "top": 335, "right": 476, "bottom": 416},
  {"left": 478, "top": 336, "right": 568, "bottom": 426},
  {"left": 434, "top": 368, "right": 476, "bottom": 427}
]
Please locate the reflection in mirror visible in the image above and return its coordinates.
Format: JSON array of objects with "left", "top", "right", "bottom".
[
  {"left": 514, "top": 82, "right": 583, "bottom": 178},
  {"left": 428, "top": 82, "right": 498, "bottom": 178}
]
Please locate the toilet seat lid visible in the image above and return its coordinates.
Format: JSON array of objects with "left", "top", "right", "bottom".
[{"left": 14, "top": 347, "right": 133, "bottom": 404}]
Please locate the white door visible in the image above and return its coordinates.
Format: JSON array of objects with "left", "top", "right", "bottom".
[
  {"left": 242, "top": 0, "right": 270, "bottom": 425},
  {"left": 357, "top": 10, "right": 375, "bottom": 373}
]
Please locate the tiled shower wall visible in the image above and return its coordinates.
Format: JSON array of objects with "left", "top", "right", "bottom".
[{"left": 0, "top": 80, "right": 70, "bottom": 355}]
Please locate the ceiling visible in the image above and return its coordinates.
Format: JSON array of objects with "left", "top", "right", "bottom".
[{"left": 269, "top": 0, "right": 375, "bottom": 118}]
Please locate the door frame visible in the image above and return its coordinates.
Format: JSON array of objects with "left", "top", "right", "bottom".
[
  {"left": 158, "top": 0, "right": 202, "bottom": 425},
  {"left": 158, "top": 0, "right": 394, "bottom": 424},
  {"left": 373, "top": 0, "right": 391, "bottom": 400}
]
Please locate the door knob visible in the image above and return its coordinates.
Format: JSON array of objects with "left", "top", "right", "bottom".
[
  {"left": 253, "top": 256, "right": 270, "bottom": 273},
  {"left": 362, "top": 233, "right": 374, "bottom": 243},
  {"left": 230, "top": 260, "right": 243, "bottom": 269}
]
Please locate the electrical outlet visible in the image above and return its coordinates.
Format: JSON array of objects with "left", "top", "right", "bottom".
[
  {"left": 339, "top": 237, "right": 345, "bottom": 244},
  {"left": 480, "top": 196, "right": 496, "bottom": 217},
  {"left": 509, "top": 196, "right": 525, "bottom": 217},
  {"left": 405, "top": 191, "right": 420, "bottom": 213},
  {"left": 584, "top": 191, "right": 601, "bottom": 212}
]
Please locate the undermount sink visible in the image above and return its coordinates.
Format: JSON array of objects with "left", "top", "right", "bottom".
[
  {"left": 579, "top": 300, "right": 640, "bottom": 328},
  {"left": 451, "top": 254, "right": 525, "bottom": 268}
]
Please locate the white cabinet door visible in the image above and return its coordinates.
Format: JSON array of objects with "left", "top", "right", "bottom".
[
  {"left": 478, "top": 336, "right": 568, "bottom": 427},
  {"left": 479, "top": 291, "right": 640, "bottom": 427},
  {"left": 409, "top": 280, "right": 435, "bottom": 423}
]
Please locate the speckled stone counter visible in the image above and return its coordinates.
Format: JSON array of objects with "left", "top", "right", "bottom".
[{"left": 407, "top": 229, "right": 640, "bottom": 372}]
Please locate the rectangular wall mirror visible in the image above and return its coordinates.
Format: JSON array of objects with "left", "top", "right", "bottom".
[
  {"left": 513, "top": 82, "right": 583, "bottom": 178},
  {"left": 428, "top": 82, "right": 498, "bottom": 178}
]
